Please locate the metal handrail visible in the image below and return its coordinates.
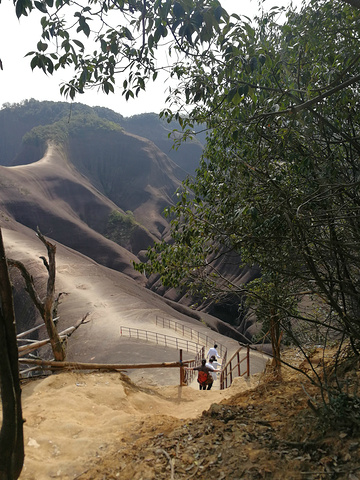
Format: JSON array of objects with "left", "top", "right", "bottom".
[
  {"left": 220, "top": 345, "right": 250, "bottom": 390},
  {"left": 120, "top": 326, "right": 203, "bottom": 355},
  {"left": 120, "top": 326, "right": 244, "bottom": 389},
  {"left": 155, "top": 315, "right": 227, "bottom": 358}
]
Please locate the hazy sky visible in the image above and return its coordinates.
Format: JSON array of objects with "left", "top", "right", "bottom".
[{"left": 0, "top": 0, "right": 299, "bottom": 117}]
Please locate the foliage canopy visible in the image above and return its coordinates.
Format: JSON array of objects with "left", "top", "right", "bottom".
[
  {"left": 137, "top": 0, "right": 360, "bottom": 367},
  {"left": 15, "top": 0, "right": 228, "bottom": 100}
]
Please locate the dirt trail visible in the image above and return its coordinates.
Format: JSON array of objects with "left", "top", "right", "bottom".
[{"left": 19, "top": 371, "right": 258, "bottom": 480}]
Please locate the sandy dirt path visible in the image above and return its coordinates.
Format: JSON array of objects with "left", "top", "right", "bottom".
[{"left": 19, "top": 371, "right": 258, "bottom": 480}]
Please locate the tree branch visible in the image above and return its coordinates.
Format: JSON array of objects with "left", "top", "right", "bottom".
[{"left": 7, "top": 259, "right": 45, "bottom": 317}]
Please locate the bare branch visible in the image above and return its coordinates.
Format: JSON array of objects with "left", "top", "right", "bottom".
[{"left": 7, "top": 258, "right": 45, "bottom": 317}]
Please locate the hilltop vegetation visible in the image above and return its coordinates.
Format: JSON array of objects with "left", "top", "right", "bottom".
[{"left": 0, "top": 99, "right": 203, "bottom": 175}]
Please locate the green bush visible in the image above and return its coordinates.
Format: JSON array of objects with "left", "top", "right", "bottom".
[{"left": 105, "top": 210, "right": 137, "bottom": 246}]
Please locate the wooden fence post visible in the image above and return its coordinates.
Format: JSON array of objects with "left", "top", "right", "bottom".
[
  {"left": 247, "top": 345, "right": 250, "bottom": 377},
  {"left": 179, "top": 349, "right": 185, "bottom": 386}
]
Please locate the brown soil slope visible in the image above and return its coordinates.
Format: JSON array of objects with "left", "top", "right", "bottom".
[{"left": 19, "top": 360, "right": 360, "bottom": 480}]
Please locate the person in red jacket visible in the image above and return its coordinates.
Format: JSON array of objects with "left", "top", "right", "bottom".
[{"left": 184, "top": 359, "right": 220, "bottom": 390}]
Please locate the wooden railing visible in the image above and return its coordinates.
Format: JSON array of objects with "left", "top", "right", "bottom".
[
  {"left": 220, "top": 345, "right": 250, "bottom": 390},
  {"left": 155, "top": 315, "right": 227, "bottom": 358},
  {"left": 120, "top": 326, "right": 203, "bottom": 355},
  {"left": 20, "top": 349, "right": 195, "bottom": 387}
]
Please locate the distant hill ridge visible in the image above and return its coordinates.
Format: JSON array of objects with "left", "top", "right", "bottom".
[
  {"left": 0, "top": 99, "right": 196, "bottom": 242},
  {"left": 0, "top": 99, "right": 204, "bottom": 175}
]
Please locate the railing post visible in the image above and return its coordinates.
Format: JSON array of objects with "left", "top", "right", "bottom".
[
  {"left": 237, "top": 352, "right": 241, "bottom": 377},
  {"left": 247, "top": 345, "right": 250, "bottom": 377},
  {"left": 180, "top": 349, "right": 185, "bottom": 386}
]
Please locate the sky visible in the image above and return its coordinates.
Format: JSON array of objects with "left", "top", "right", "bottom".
[{"left": 0, "top": 0, "right": 299, "bottom": 118}]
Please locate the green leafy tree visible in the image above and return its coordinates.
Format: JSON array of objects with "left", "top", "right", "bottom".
[
  {"left": 135, "top": 0, "right": 360, "bottom": 412},
  {"left": 14, "top": 0, "right": 228, "bottom": 100}
]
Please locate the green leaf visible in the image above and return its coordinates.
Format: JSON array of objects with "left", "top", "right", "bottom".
[
  {"left": 227, "top": 86, "right": 238, "bottom": 103},
  {"left": 46, "top": 58, "right": 54, "bottom": 74},
  {"left": 173, "top": 2, "right": 185, "bottom": 19},
  {"left": 148, "top": 34, "right": 154, "bottom": 50},
  {"left": 15, "top": 0, "right": 31, "bottom": 18},
  {"left": 34, "top": 1, "right": 47, "bottom": 13},
  {"left": 83, "top": 22, "right": 91, "bottom": 37},
  {"left": 30, "top": 56, "right": 38, "bottom": 70},
  {"left": 73, "top": 39, "right": 85, "bottom": 50},
  {"left": 249, "top": 56, "right": 258, "bottom": 72},
  {"left": 123, "top": 27, "right": 134, "bottom": 41},
  {"left": 37, "top": 41, "right": 48, "bottom": 52}
]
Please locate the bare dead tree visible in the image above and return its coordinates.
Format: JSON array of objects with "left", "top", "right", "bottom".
[
  {"left": 0, "top": 228, "right": 24, "bottom": 480},
  {"left": 8, "top": 228, "right": 66, "bottom": 361}
]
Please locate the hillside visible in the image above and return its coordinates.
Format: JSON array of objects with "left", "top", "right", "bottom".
[
  {"left": 0, "top": 146, "right": 147, "bottom": 278},
  {"left": 0, "top": 99, "right": 260, "bottom": 340},
  {"left": 0, "top": 100, "right": 192, "bottom": 255},
  {"left": 2, "top": 223, "right": 254, "bottom": 366}
]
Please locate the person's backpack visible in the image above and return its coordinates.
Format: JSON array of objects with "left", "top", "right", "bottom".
[{"left": 197, "top": 370, "right": 211, "bottom": 385}]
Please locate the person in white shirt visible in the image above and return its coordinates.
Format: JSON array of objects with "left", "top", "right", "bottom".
[
  {"left": 209, "top": 356, "right": 221, "bottom": 372},
  {"left": 206, "top": 344, "right": 220, "bottom": 360},
  {"left": 205, "top": 356, "right": 220, "bottom": 390}
]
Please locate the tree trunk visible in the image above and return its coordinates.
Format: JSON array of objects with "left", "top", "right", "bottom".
[
  {"left": 8, "top": 229, "right": 66, "bottom": 361},
  {"left": 270, "top": 307, "right": 282, "bottom": 377},
  {"left": 37, "top": 229, "right": 66, "bottom": 361},
  {"left": 0, "top": 228, "right": 24, "bottom": 479}
]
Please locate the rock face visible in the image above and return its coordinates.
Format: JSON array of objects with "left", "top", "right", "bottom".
[
  {"left": 67, "top": 129, "right": 184, "bottom": 239},
  {"left": 0, "top": 99, "right": 260, "bottom": 341},
  {"left": 0, "top": 146, "right": 147, "bottom": 278},
  {"left": 0, "top": 100, "right": 186, "bottom": 269}
]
